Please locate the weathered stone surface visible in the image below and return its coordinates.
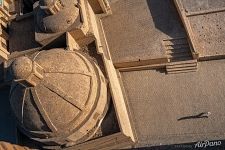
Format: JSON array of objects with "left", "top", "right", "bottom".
[
  {"left": 10, "top": 49, "right": 108, "bottom": 148},
  {"left": 102, "top": 0, "right": 186, "bottom": 67},
  {"left": 37, "top": 0, "right": 79, "bottom": 33},
  {"left": 3, "top": 0, "right": 225, "bottom": 149},
  {"left": 120, "top": 59, "right": 225, "bottom": 147},
  {"left": 175, "top": 0, "right": 225, "bottom": 58},
  {"left": 11, "top": 56, "right": 33, "bottom": 80}
]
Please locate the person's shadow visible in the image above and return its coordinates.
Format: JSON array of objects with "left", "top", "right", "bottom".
[{"left": 177, "top": 112, "right": 211, "bottom": 121}]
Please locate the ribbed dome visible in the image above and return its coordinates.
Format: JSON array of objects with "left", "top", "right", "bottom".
[{"left": 10, "top": 49, "right": 108, "bottom": 148}]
